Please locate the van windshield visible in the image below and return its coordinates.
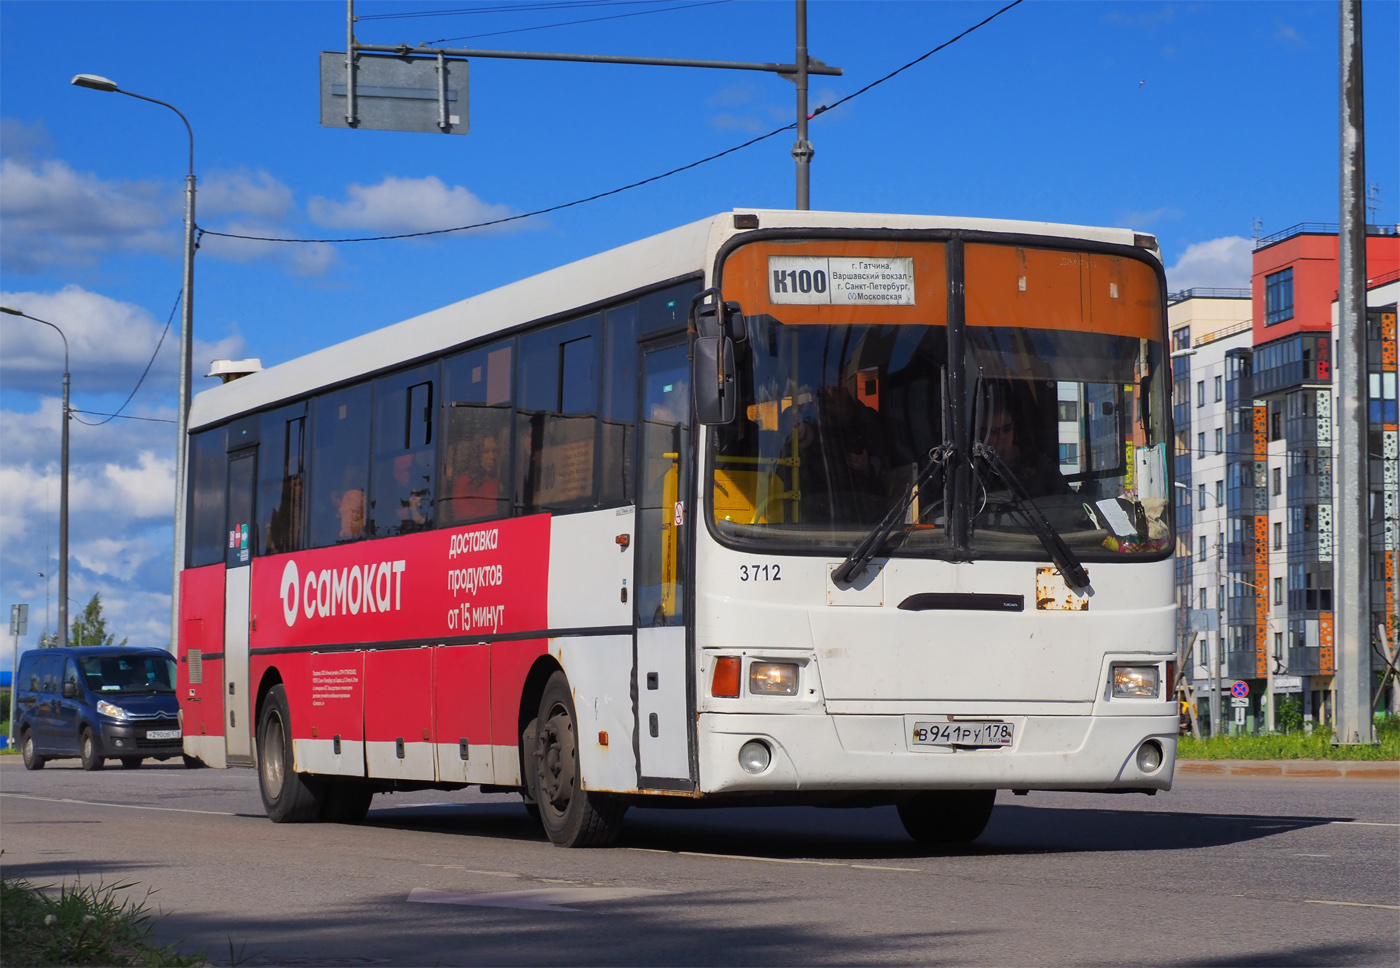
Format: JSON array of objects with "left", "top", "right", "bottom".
[{"left": 81, "top": 655, "right": 177, "bottom": 694}]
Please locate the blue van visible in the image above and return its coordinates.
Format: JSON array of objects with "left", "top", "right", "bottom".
[{"left": 14, "top": 647, "right": 186, "bottom": 770}]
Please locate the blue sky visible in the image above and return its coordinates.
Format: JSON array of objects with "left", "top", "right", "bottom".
[{"left": 2, "top": 0, "right": 1397, "bottom": 653}]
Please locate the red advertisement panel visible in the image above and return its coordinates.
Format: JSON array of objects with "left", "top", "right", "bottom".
[
  {"left": 249, "top": 515, "right": 551, "bottom": 650},
  {"left": 365, "top": 648, "right": 433, "bottom": 743},
  {"left": 435, "top": 644, "right": 492, "bottom": 749}
]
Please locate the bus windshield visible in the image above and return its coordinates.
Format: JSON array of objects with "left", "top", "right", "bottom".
[{"left": 711, "top": 238, "right": 1172, "bottom": 561}]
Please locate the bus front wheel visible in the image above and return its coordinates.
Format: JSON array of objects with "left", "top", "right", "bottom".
[
  {"left": 257, "top": 684, "right": 324, "bottom": 823},
  {"left": 529, "top": 671, "right": 626, "bottom": 847},
  {"left": 897, "top": 790, "right": 996, "bottom": 845}
]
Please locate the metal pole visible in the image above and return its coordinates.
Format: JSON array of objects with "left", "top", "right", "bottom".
[
  {"left": 346, "top": 0, "right": 358, "bottom": 126},
  {"left": 60, "top": 369, "right": 69, "bottom": 649},
  {"left": 170, "top": 172, "right": 195, "bottom": 654},
  {"left": 793, "top": 0, "right": 813, "bottom": 210},
  {"left": 1335, "top": 0, "right": 1372, "bottom": 744},
  {"left": 1210, "top": 629, "right": 1221, "bottom": 737},
  {"left": 352, "top": 42, "right": 842, "bottom": 77}
]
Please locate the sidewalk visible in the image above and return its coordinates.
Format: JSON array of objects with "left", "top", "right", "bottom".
[{"left": 1177, "top": 758, "right": 1399, "bottom": 779}]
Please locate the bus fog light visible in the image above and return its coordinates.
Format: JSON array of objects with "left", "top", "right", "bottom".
[
  {"left": 738, "top": 740, "right": 771, "bottom": 774},
  {"left": 1112, "top": 665, "right": 1159, "bottom": 698},
  {"left": 749, "top": 662, "right": 798, "bottom": 696},
  {"left": 1135, "top": 740, "right": 1163, "bottom": 773}
]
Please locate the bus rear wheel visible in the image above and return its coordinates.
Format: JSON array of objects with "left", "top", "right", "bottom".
[
  {"left": 897, "top": 790, "right": 996, "bottom": 845},
  {"left": 321, "top": 781, "right": 374, "bottom": 824},
  {"left": 257, "top": 684, "right": 324, "bottom": 823},
  {"left": 530, "top": 671, "right": 626, "bottom": 847}
]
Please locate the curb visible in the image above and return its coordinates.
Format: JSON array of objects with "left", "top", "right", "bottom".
[{"left": 1178, "top": 758, "right": 1399, "bottom": 780}]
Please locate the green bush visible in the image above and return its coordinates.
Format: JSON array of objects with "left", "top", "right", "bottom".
[
  {"left": 1179, "top": 716, "right": 1400, "bottom": 760},
  {"left": 0, "top": 875, "right": 203, "bottom": 967}
]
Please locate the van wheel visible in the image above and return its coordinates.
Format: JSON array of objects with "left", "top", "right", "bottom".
[
  {"left": 320, "top": 781, "right": 374, "bottom": 824},
  {"left": 120, "top": 757, "right": 144, "bottom": 769},
  {"left": 530, "top": 671, "right": 626, "bottom": 847},
  {"left": 21, "top": 730, "right": 45, "bottom": 770},
  {"left": 79, "top": 729, "right": 105, "bottom": 771},
  {"left": 257, "top": 684, "right": 324, "bottom": 823},
  {"left": 897, "top": 790, "right": 996, "bottom": 845}
]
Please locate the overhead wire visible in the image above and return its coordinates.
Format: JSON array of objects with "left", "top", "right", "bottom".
[
  {"left": 358, "top": 1, "right": 663, "bottom": 22},
  {"left": 197, "top": 0, "right": 1026, "bottom": 247},
  {"left": 69, "top": 288, "right": 181, "bottom": 427}
]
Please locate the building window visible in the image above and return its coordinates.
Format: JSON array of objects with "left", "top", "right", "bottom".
[
  {"left": 1198, "top": 483, "right": 1207, "bottom": 510},
  {"left": 1058, "top": 442, "right": 1079, "bottom": 464},
  {"left": 1057, "top": 400, "right": 1078, "bottom": 422},
  {"left": 1197, "top": 380, "right": 1205, "bottom": 407},
  {"left": 1198, "top": 432, "right": 1206, "bottom": 459},
  {"left": 1272, "top": 466, "right": 1281, "bottom": 495},
  {"left": 1173, "top": 327, "right": 1191, "bottom": 352},
  {"left": 1215, "top": 480, "right": 1224, "bottom": 506},
  {"left": 1214, "top": 428, "right": 1223, "bottom": 454},
  {"left": 1273, "top": 577, "right": 1283, "bottom": 605},
  {"left": 1265, "top": 267, "right": 1294, "bottom": 325},
  {"left": 1273, "top": 522, "right": 1282, "bottom": 550},
  {"left": 1198, "top": 587, "right": 1207, "bottom": 610},
  {"left": 1214, "top": 375, "right": 1223, "bottom": 401},
  {"left": 1199, "top": 535, "right": 1207, "bottom": 560},
  {"left": 1274, "top": 631, "right": 1284, "bottom": 659},
  {"left": 1271, "top": 409, "right": 1282, "bottom": 441}
]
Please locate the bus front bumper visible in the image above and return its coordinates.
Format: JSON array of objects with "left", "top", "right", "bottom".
[{"left": 696, "top": 712, "right": 1178, "bottom": 795}]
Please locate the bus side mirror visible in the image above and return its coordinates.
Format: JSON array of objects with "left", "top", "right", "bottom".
[
  {"left": 693, "top": 335, "right": 736, "bottom": 425},
  {"left": 689, "top": 288, "right": 746, "bottom": 341}
]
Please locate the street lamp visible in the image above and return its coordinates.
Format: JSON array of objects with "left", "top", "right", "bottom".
[
  {"left": 72, "top": 73, "right": 196, "bottom": 652},
  {"left": 1, "top": 306, "right": 70, "bottom": 649}
]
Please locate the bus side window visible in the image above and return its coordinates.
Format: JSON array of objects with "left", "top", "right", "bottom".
[
  {"left": 257, "top": 404, "right": 307, "bottom": 556},
  {"left": 517, "top": 316, "right": 601, "bottom": 514},
  {"left": 309, "top": 383, "right": 372, "bottom": 547},
  {"left": 601, "top": 302, "right": 639, "bottom": 505},
  {"left": 441, "top": 342, "right": 513, "bottom": 525},
  {"left": 369, "top": 363, "right": 439, "bottom": 538},
  {"left": 187, "top": 427, "right": 228, "bottom": 567}
]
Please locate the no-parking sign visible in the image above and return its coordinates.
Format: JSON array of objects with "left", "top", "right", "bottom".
[{"left": 1231, "top": 680, "right": 1249, "bottom": 699}]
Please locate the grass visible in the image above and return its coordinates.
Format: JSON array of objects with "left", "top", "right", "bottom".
[
  {"left": 1179, "top": 715, "right": 1400, "bottom": 760},
  {"left": 0, "top": 874, "right": 205, "bottom": 967}
]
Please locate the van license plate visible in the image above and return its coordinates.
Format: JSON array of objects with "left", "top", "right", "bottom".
[
  {"left": 912, "top": 721, "right": 1013, "bottom": 748},
  {"left": 145, "top": 729, "right": 181, "bottom": 741}
]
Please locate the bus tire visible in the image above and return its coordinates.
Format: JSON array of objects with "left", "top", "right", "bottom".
[
  {"left": 257, "top": 684, "right": 324, "bottom": 823},
  {"left": 79, "top": 728, "right": 105, "bottom": 771},
  {"left": 530, "top": 671, "right": 626, "bottom": 848},
  {"left": 897, "top": 790, "right": 996, "bottom": 845},
  {"left": 182, "top": 754, "right": 205, "bottom": 769},
  {"left": 321, "top": 781, "right": 374, "bottom": 824},
  {"left": 21, "top": 729, "right": 45, "bottom": 770}
]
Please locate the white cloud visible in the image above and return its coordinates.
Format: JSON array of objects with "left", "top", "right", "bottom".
[
  {"left": 0, "top": 157, "right": 174, "bottom": 271},
  {"left": 198, "top": 168, "right": 295, "bottom": 221},
  {"left": 705, "top": 83, "right": 792, "bottom": 133},
  {"left": 0, "top": 285, "right": 244, "bottom": 394},
  {"left": 308, "top": 175, "right": 515, "bottom": 234},
  {"left": 1165, "top": 236, "right": 1253, "bottom": 292},
  {"left": 197, "top": 223, "right": 337, "bottom": 276}
]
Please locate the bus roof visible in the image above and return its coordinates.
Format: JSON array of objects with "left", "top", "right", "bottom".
[{"left": 188, "top": 210, "right": 1149, "bottom": 430}]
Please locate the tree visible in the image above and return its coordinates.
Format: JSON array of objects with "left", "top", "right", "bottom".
[{"left": 69, "top": 593, "right": 127, "bottom": 647}]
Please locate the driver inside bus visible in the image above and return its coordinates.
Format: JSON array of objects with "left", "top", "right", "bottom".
[{"left": 978, "top": 403, "right": 1071, "bottom": 499}]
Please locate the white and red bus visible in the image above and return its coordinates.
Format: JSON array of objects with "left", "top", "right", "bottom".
[{"left": 178, "top": 210, "right": 1179, "bottom": 846}]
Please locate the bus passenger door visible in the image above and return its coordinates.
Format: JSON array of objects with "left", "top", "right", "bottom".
[
  {"left": 223, "top": 448, "right": 256, "bottom": 765},
  {"left": 635, "top": 339, "right": 694, "bottom": 786}
]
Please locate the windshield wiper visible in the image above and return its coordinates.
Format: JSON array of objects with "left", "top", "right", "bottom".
[
  {"left": 972, "top": 442, "right": 1090, "bottom": 590},
  {"left": 832, "top": 443, "right": 952, "bottom": 585}
]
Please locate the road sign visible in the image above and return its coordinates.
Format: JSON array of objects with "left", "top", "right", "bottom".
[
  {"left": 1234, "top": 706, "right": 1246, "bottom": 725},
  {"left": 9, "top": 603, "right": 27, "bottom": 636},
  {"left": 321, "top": 52, "right": 468, "bottom": 135},
  {"left": 1272, "top": 675, "right": 1303, "bottom": 693},
  {"left": 1231, "top": 680, "right": 1249, "bottom": 699},
  {"left": 1231, "top": 696, "right": 1248, "bottom": 709}
]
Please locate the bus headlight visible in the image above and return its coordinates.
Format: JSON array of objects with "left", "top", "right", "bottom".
[
  {"left": 1135, "top": 740, "right": 1164, "bottom": 773},
  {"left": 738, "top": 740, "right": 771, "bottom": 774},
  {"left": 749, "top": 662, "right": 798, "bottom": 696},
  {"left": 1111, "top": 665, "right": 1159, "bottom": 698}
]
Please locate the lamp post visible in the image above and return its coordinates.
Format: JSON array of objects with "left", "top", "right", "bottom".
[
  {"left": 1, "top": 307, "right": 70, "bottom": 649},
  {"left": 72, "top": 73, "right": 195, "bottom": 653}
]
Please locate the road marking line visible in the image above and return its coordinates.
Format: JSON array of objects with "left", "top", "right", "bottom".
[
  {"left": 422, "top": 865, "right": 521, "bottom": 878},
  {"left": 1293, "top": 854, "right": 1332, "bottom": 858},
  {"left": 628, "top": 848, "right": 920, "bottom": 872},
  {"left": 1326, "top": 820, "right": 1400, "bottom": 827},
  {"left": 1304, "top": 899, "right": 1400, "bottom": 911},
  {"left": 0, "top": 793, "right": 236, "bottom": 817}
]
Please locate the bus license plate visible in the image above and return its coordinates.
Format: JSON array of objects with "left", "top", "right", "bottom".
[
  {"left": 911, "top": 721, "right": 1013, "bottom": 748},
  {"left": 145, "top": 729, "right": 181, "bottom": 741}
]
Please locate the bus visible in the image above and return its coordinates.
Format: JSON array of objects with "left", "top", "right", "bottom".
[{"left": 177, "top": 209, "right": 1179, "bottom": 847}]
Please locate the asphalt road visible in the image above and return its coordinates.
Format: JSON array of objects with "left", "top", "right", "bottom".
[{"left": 1, "top": 757, "right": 1396, "bottom": 967}]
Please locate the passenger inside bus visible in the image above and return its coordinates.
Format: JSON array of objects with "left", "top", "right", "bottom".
[
  {"left": 445, "top": 433, "right": 501, "bottom": 523},
  {"left": 333, "top": 487, "right": 365, "bottom": 541}
]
